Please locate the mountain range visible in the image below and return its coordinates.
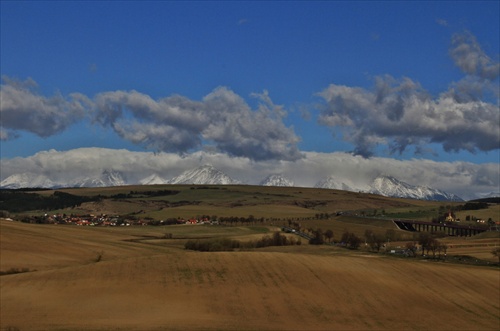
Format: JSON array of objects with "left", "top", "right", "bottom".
[
  {"left": 0, "top": 164, "right": 465, "bottom": 201},
  {"left": 167, "top": 165, "right": 240, "bottom": 185},
  {"left": 259, "top": 174, "right": 295, "bottom": 187},
  {"left": 0, "top": 170, "right": 127, "bottom": 189}
]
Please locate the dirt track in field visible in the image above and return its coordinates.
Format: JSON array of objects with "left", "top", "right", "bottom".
[{"left": 1, "top": 220, "right": 499, "bottom": 330}]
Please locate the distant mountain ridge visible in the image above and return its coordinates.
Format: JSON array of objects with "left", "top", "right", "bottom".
[
  {"left": 0, "top": 173, "right": 57, "bottom": 189},
  {"left": 1, "top": 165, "right": 465, "bottom": 201},
  {"left": 259, "top": 174, "right": 294, "bottom": 187},
  {"left": 72, "top": 170, "right": 127, "bottom": 188},
  {"left": 139, "top": 174, "right": 168, "bottom": 185},
  {"left": 167, "top": 165, "right": 240, "bottom": 185},
  {"left": 369, "top": 176, "right": 463, "bottom": 201},
  {"left": 314, "top": 176, "right": 354, "bottom": 191}
]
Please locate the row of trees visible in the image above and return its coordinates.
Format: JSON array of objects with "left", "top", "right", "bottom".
[
  {"left": 417, "top": 232, "right": 448, "bottom": 259},
  {"left": 303, "top": 226, "right": 455, "bottom": 259},
  {"left": 308, "top": 228, "right": 334, "bottom": 245},
  {"left": 0, "top": 190, "right": 100, "bottom": 212},
  {"left": 185, "top": 231, "right": 302, "bottom": 252},
  {"left": 364, "top": 230, "right": 449, "bottom": 258},
  {"left": 340, "top": 231, "right": 362, "bottom": 249},
  {"left": 306, "top": 228, "right": 362, "bottom": 249}
]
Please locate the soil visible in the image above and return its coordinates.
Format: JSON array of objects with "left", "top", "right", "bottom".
[{"left": 1, "top": 220, "right": 499, "bottom": 331}]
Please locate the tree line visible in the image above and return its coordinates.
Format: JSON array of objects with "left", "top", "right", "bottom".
[
  {"left": 185, "top": 231, "right": 301, "bottom": 252},
  {"left": 0, "top": 190, "right": 100, "bottom": 212}
]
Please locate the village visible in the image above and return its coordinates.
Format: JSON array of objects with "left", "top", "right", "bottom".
[{"left": 16, "top": 213, "right": 217, "bottom": 227}]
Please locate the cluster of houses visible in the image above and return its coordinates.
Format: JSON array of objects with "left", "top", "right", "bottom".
[
  {"left": 19, "top": 213, "right": 216, "bottom": 226},
  {"left": 444, "top": 211, "right": 490, "bottom": 224}
]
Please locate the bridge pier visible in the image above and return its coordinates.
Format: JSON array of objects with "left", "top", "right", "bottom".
[{"left": 395, "top": 220, "right": 486, "bottom": 237}]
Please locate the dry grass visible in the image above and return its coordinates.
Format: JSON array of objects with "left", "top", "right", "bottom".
[
  {"left": 455, "top": 204, "right": 500, "bottom": 223},
  {"left": 1, "top": 219, "right": 499, "bottom": 331},
  {"left": 18, "top": 185, "right": 436, "bottom": 220}
]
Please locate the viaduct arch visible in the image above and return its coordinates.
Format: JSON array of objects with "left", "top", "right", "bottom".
[{"left": 393, "top": 220, "right": 487, "bottom": 237}]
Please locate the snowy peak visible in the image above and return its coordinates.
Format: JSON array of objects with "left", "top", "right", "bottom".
[
  {"left": 102, "top": 170, "right": 126, "bottom": 186},
  {"left": 314, "top": 176, "right": 354, "bottom": 191},
  {"left": 0, "top": 173, "right": 56, "bottom": 189},
  {"left": 0, "top": 167, "right": 463, "bottom": 201},
  {"left": 139, "top": 174, "right": 168, "bottom": 185},
  {"left": 259, "top": 174, "right": 294, "bottom": 187},
  {"left": 370, "top": 176, "right": 462, "bottom": 201},
  {"left": 167, "top": 165, "right": 240, "bottom": 185},
  {"left": 72, "top": 170, "right": 127, "bottom": 188},
  {"left": 371, "top": 176, "right": 413, "bottom": 196}
]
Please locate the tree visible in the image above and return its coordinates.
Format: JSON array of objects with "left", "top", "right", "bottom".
[
  {"left": 370, "top": 234, "right": 385, "bottom": 252},
  {"left": 272, "top": 231, "right": 287, "bottom": 246},
  {"left": 418, "top": 232, "right": 432, "bottom": 256},
  {"left": 324, "top": 229, "right": 334, "bottom": 243},
  {"left": 341, "top": 230, "right": 351, "bottom": 245},
  {"left": 341, "top": 231, "right": 361, "bottom": 250},
  {"left": 427, "top": 238, "right": 441, "bottom": 258},
  {"left": 248, "top": 214, "right": 255, "bottom": 224},
  {"left": 438, "top": 243, "right": 448, "bottom": 259},
  {"left": 405, "top": 241, "right": 418, "bottom": 257},
  {"left": 309, "top": 229, "right": 324, "bottom": 245},
  {"left": 365, "top": 229, "right": 384, "bottom": 252},
  {"left": 348, "top": 233, "right": 362, "bottom": 250}
]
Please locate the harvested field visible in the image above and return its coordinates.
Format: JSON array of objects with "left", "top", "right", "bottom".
[{"left": 1, "top": 220, "right": 499, "bottom": 331}]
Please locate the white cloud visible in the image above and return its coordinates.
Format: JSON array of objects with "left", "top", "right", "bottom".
[
  {"left": 1, "top": 147, "right": 498, "bottom": 200},
  {"left": 0, "top": 76, "right": 89, "bottom": 140},
  {"left": 1, "top": 77, "right": 302, "bottom": 161},
  {"left": 450, "top": 31, "right": 500, "bottom": 80},
  {"left": 1, "top": 31, "right": 497, "bottom": 165},
  {"left": 93, "top": 86, "right": 303, "bottom": 161},
  {"left": 317, "top": 31, "right": 499, "bottom": 158},
  {"left": 318, "top": 77, "right": 499, "bottom": 157}
]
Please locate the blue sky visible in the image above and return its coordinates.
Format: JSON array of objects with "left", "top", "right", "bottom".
[{"left": 1, "top": 1, "right": 499, "bottom": 165}]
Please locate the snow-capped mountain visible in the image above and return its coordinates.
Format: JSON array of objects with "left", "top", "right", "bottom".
[
  {"left": 167, "top": 165, "right": 240, "bottom": 185},
  {"left": 0, "top": 166, "right": 463, "bottom": 201},
  {"left": 71, "top": 170, "right": 127, "bottom": 188},
  {"left": 139, "top": 174, "right": 168, "bottom": 185},
  {"left": 0, "top": 173, "right": 57, "bottom": 189},
  {"left": 369, "top": 176, "right": 463, "bottom": 201},
  {"left": 314, "top": 176, "right": 354, "bottom": 191},
  {"left": 259, "top": 174, "right": 294, "bottom": 187}
]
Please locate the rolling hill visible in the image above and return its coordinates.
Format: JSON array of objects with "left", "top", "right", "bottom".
[{"left": 1, "top": 219, "right": 499, "bottom": 331}]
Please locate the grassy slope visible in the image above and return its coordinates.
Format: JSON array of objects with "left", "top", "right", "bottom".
[
  {"left": 1, "top": 219, "right": 499, "bottom": 331},
  {"left": 13, "top": 184, "right": 499, "bottom": 224}
]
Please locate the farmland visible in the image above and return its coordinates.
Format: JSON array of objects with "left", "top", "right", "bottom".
[
  {"left": 1, "top": 185, "right": 443, "bottom": 219},
  {"left": 1, "top": 185, "right": 499, "bottom": 330}
]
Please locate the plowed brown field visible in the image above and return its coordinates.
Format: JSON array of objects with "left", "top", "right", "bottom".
[{"left": 1, "top": 220, "right": 499, "bottom": 331}]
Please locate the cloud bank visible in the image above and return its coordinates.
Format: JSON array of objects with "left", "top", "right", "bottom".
[
  {"left": 93, "top": 87, "right": 302, "bottom": 161},
  {"left": 1, "top": 78, "right": 302, "bottom": 162},
  {"left": 318, "top": 31, "right": 500, "bottom": 157},
  {"left": 0, "top": 147, "right": 497, "bottom": 200},
  {"left": 0, "top": 76, "right": 89, "bottom": 140},
  {"left": 450, "top": 31, "right": 500, "bottom": 80},
  {"left": 1, "top": 31, "right": 498, "bottom": 162}
]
